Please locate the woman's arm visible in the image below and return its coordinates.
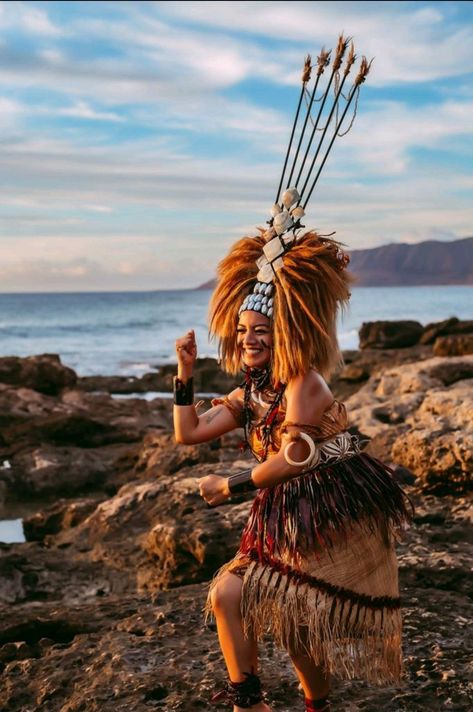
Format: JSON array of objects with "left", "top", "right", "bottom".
[
  {"left": 174, "top": 388, "right": 244, "bottom": 444},
  {"left": 198, "top": 370, "right": 335, "bottom": 505},
  {"left": 173, "top": 329, "right": 243, "bottom": 444}
]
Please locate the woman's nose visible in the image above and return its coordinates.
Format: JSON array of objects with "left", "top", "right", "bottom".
[{"left": 243, "top": 332, "right": 257, "bottom": 346}]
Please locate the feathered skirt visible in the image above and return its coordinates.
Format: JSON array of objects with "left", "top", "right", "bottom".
[{"left": 204, "top": 450, "right": 414, "bottom": 685}]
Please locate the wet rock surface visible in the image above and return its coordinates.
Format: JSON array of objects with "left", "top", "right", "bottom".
[{"left": 0, "top": 342, "right": 472, "bottom": 711}]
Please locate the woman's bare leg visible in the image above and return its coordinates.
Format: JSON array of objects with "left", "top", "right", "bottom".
[
  {"left": 290, "top": 650, "right": 331, "bottom": 706},
  {"left": 210, "top": 572, "right": 271, "bottom": 711}
]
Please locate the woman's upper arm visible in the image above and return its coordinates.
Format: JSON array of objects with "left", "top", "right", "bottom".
[{"left": 186, "top": 387, "right": 244, "bottom": 444}]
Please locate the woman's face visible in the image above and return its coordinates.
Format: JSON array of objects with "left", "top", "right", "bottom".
[{"left": 237, "top": 310, "right": 273, "bottom": 370}]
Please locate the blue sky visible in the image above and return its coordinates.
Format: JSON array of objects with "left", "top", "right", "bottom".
[{"left": 1, "top": 0, "right": 472, "bottom": 291}]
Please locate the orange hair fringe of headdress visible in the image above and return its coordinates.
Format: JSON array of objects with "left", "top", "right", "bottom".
[{"left": 209, "top": 231, "right": 353, "bottom": 385}]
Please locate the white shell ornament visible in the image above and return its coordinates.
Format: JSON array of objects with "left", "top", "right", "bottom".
[
  {"left": 263, "top": 236, "right": 285, "bottom": 261},
  {"left": 270, "top": 204, "right": 282, "bottom": 217},
  {"left": 291, "top": 206, "right": 305, "bottom": 220},
  {"left": 281, "top": 187, "right": 300, "bottom": 210},
  {"left": 273, "top": 210, "right": 293, "bottom": 236}
]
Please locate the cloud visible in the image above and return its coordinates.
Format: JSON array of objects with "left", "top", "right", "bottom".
[
  {"left": 159, "top": 1, "right": 473, "bottom": 84},
  {"left": 0, "top": 1, "right": 64, "bottom": 37},
  {"left": 57, "top": 100, "right": 124, "bottom": 122},
  {"left": 0, "top": 1, "right": 471, "bottom": 292}
]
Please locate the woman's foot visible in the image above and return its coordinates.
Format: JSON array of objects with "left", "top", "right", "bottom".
[{"left": 234, "top": 703, "right": 271, "bottom": 712}]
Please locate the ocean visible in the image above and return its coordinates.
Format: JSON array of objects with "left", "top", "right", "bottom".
[{"left": 0, "top": 286, "right": 471, "bottom": 376}]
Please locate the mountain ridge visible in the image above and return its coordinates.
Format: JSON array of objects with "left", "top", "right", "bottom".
[{"left": 196, "top": 236, "right": 473, "bottom": 289}]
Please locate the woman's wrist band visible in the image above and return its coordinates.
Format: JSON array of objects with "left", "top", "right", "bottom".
[
  {"left": 227, "top": 468, "right": 258, "bottom": 494},
  {"left": 173, "top": 376, "right": 194, "bottom": 405}
]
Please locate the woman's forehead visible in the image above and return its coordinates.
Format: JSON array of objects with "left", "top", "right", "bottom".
[{"left": 237, "top": 311, "right": 271, "bottom": 327}]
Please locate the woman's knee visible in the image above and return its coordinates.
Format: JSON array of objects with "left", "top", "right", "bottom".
[{"left": 210, "top": 573, "right": 243, "bottom": 614}]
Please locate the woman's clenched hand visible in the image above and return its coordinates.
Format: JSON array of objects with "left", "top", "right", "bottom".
[
  {"left": 175, "top": 329, "right": 197, "bottom": 378},
  {"left": 197, "top": 475, "right": 231, "bottom": 507}
]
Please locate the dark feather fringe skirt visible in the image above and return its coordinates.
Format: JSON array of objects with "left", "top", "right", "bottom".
[{"left": 204, "top": 453, "right": 414, "bottom": 685}]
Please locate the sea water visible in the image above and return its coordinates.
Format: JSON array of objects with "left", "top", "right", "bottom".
[{"left": 0, "top": 286, "right": 471, "bottom": 376}]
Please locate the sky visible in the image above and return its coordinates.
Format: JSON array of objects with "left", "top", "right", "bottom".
[{"left": 0, "top": 0, "right": 472, "bottom": 292}]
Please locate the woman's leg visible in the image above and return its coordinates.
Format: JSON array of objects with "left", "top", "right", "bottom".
[
  {"left": 210, "top": 571, "right": 258, "bottom": 681},
  {"left": 290, "top": 651, "right": 331, "bottom": 707},
  {"left": 210, "top": 571, "right": 271, "bottom": 711}
]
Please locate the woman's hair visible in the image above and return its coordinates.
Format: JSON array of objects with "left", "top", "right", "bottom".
[{"left": 209, "top": 230, "right": 353, "bottom": 384}]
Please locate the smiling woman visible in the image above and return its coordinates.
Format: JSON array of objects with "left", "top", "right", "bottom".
[{"left": 171, "top": 41, "right": 415, "bottom": 712}]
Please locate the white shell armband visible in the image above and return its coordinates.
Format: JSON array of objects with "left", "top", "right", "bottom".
[{"left": 283, "top": 431, "right": 316, "bottom": 467}]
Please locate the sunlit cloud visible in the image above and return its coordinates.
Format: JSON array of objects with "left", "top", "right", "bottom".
[{"left": 0, "top": 0, "right": 472, "bottom": 291}]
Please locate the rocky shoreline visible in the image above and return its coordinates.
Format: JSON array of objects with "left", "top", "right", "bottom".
[{"left": 0, "top": 318, "right": 472, "bottom": 711}]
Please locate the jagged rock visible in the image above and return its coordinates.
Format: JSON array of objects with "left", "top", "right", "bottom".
[
  {"left": 0, "top": 495, "right": 472, "bottom": 711},
  {"left": 23, "top": 497, "right": 104, "bottom": 541},
  {"left": 4, "top": 445, "right": 110, "bottom": 497},
  {"left": 347, "top": 356, "right": 473, "bottom": 494},
  {"left": 133, "top": 431, "right": 221, "bottom": 478},
  {"left": 0, "top": 387, "right": 172, "bottom": 499},
  {"left": 78, "top": 357, "right": 238, "bottom": 395},
  {"left": 433, "top": 334, "right": 473, "bottom": 356},
  {"left": 0, "top": 354, "right": 76, "bottom": 395},
  {"left": 338, "top": 364, "right": 369, "bottom": 382},
  {"left": 359, "top": 320, "right": 424, "bottom": 349},
  {"left": 420, "top": 317, "right": 473, "bottom": 344},
  {"left": 51, "top": 460, "right": 254, "bottom": 592}
]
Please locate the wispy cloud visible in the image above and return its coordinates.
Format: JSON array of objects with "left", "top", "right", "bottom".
[
  {"left": 0, "top": 1, "right": 64, "bottom": 36},
  {"left": 0, "top": 0, "right": 472, "bottom": 291}
]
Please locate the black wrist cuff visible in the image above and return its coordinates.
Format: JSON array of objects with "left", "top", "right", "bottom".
[
  {"left": 173, "top": 376, "right": 194, "bottom": 405},
  {"left": 227, "top": 469, "right": 258, "bottom": 494}
]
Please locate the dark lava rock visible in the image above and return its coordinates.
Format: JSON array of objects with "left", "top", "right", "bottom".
[
  {"left": 420, "top": 317, "right": 473, "bottom": 345},
  {"left": 433, "top": 334, "right": 473, "bottom": 356},
  {"left": 78, "top": 357, "right": 238, "bottom": 395},
  {"left": 23, "top": 497, "right": 105, "bottom": 541},
  {"left": 359, "top": 321, "right": 424, "bottom": 349},
  {"left": 0, "top": 495, "right": 472, "bottom": 711},
  {"left": 133, "top": 431, "right": 222, "bottom": 478},
  {"left": 0, "top": 354, "right": 76, "bottom": 396}
]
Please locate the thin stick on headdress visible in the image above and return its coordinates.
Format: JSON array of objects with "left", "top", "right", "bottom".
[
  {"left": 302, "top": 56, "right": 372, "bottom": 209},
  {"left": 274, "top": 55, "right": 312, "bottom": 205},
  {"left": 284, "top": 47, "right": 331, "bottom": 191},
  {"left": 298, "top": 41, "right": 357, "bottom": 205},
  {"left": 293, "top": 35, "right": 350, "bottom": 192}
]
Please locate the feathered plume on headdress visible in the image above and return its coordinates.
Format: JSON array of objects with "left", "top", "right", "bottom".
[{"left": 209, "top": 35, "right": 372, "bottom": 384}]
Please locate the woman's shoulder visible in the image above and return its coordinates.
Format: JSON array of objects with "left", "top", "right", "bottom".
[{"left": 285, "top": 369, "right": 334, "bottom": 406}]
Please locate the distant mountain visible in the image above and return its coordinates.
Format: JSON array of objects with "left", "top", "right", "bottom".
[{"left": 196, "top": 237, "right": 473, "bottom": 288}]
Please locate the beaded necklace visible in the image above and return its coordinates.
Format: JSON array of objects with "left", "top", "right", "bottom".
[{"left": 240, "top": 366, "right": 286, "bottom": 461}]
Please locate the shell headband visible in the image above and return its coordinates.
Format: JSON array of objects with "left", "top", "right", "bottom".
[{"left": 239, "top": 35, "right": 371, "bottom": 317}]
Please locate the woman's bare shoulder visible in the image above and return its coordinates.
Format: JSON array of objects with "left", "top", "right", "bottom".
[
  {"left": 286, "top": 369, "right": 334, "bottom": 413},
  {"left": 286, "top": 369, "right": 333, "bottom": 399}
]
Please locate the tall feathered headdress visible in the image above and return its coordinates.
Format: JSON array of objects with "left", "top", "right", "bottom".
[{"left": 209, "top": 35, "right": 372, "bottom": 384}]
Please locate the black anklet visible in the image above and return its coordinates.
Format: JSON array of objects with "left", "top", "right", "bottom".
[
  {"left": 305, "top": 695, "right": 330, "bottom": 712},
  {"left": 211, "top": 671, "right": 264, "bottom": 708}
]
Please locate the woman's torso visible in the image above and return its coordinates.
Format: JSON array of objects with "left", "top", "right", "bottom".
[{"left": 245, "top": 388, "right": 349, "bottom": 461}]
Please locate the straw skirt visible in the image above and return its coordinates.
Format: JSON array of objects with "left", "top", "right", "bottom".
[{"left": 204, "top": 450, "right": 413, "bottom": 685}]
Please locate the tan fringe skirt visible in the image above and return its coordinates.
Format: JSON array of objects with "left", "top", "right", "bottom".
[{"left": 204, "top": 517, "right": 404, "bottom": 685}]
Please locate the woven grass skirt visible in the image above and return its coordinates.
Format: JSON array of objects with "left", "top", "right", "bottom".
[{"left": 204, "top": 452, "right": 413, "bottom": 686}]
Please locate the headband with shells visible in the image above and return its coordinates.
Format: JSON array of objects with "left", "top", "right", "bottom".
[{"left": 238, "top": 36, "right": 371, "bottom": 317}]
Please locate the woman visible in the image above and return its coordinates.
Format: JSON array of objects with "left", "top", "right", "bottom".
[{"left": 172, "top": 230, "right": 414, "bottom": 712}]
